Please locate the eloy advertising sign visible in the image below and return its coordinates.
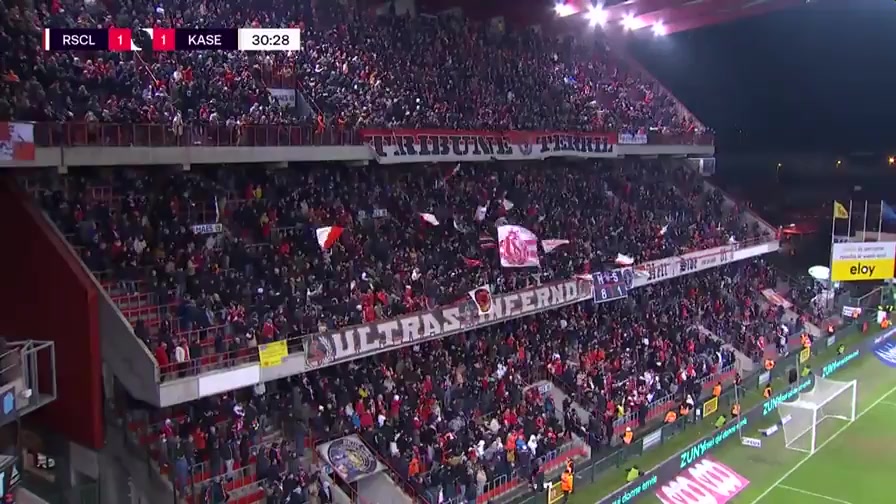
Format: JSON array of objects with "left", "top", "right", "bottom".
[{"left": 830, "top": 242, "right": 896, "bottom": 281}]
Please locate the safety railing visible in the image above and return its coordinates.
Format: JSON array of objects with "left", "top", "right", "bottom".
[
  {"left": 110, "top": 291, "right": 158, "bottom": 311},
  {"left": 29, "top": 122, "right": 715, "bottom": 149},
  {"left": 475, "top": 440, "right": 588, "bottom": 504},
  {"left": 647, "top": 131, "right": 715, "bottom": 146},
  {"left": 609, "top": 363, "right": 736, "bottom": 436},
  {"left": 33, "top": 122, "right": 362, "bottom": 148}
]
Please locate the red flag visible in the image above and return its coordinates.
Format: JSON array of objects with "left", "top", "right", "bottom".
[{"left": 462, "top": 257, "right": 482, "bottom": 268}]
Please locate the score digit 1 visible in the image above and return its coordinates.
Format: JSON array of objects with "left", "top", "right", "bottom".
[{"left": 153, "top": 28, "right": 176, "bottom": 51}]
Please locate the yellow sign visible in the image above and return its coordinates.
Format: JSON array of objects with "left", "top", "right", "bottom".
[
  {"left": 547, "top": 481, "right": 564, "bottom": 504},
  {"left": 830, "top": 242, "right": 896, "bottom": 281},
  {"left": 258, "top": 340, "right": 288, "bottom": 368},
  {"left": 703, "top": 396, "right": 719, "bottom": 417},
  {"left": 799, "top": 347, "right": 811, "bottom": 364}
]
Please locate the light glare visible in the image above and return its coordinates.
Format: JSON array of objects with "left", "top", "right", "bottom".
[
  {"left": 587, "top": 6, "right": 608, "bottom": 27},
  {"left": 554, "top": 2, "right": 575, "bottom": 17},
  {"left": 622, "top": 14, "right": 636, "bottom": 31},
  {"left": 652, "top": 22, "right": 667, "bottom": 36}
]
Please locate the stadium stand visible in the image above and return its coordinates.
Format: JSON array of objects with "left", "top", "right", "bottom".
[
  {"left": 16, "top": 155, "right": 778, "bottom": 503},
  {"left": 1, "top": 0, "right": 705, "bottom": 136},
  {"left": 27, "top": 159, "right": 758, "bottom": 381},
  {"left": 1, "top": 2, "right": 789, "bottom": 504}
]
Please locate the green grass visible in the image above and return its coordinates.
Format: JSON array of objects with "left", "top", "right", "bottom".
[
  {"left": 723, "top": 346, "right": 896, "bottom": 503},
  {"left": 563, "top": 326, "right": 887, "bottom": 504}
]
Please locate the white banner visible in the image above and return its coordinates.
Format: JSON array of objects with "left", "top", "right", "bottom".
[
  {"left": 618, "top": 130, "right": 648, "bottom": 145},
  {"left": 636, "top": 246, "right": 736, "bottom": 284},
  {"left": 362, "top": 129, "right": 618, "bottom": 164},
  {"left": 497, "top": 225, "right": 540, "bottom": 268},
  {"left": 192, "top": 223, "right": 224, "bottom": 234},
  {"left": 269, "top": 88, "right": 297, "bottom": 109},
  {"left": 0, "top": 122, "right": 35, "bottom": 161}
]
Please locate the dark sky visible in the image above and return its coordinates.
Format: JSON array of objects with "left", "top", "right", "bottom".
[{"left": 626, "top": 0, "right": 896, "bottom": 152}]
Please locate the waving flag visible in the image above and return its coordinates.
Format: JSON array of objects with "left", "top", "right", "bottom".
[
  {"left": 497, "top": 225, "right": 539, "bottom": 267},
  {"left": 420, "top": 213, "right": 440, "bottom": 226},
  {"left": 541, "top": 239, "right": 570, "bottom": 253},
  {"left": 615, "top": 253, "right": 635, "bottom": 266},
  {"left": 462, "top": 257, "right": 482, "bottom": 268},
  {"left": 315, "top": 226, "right": 343, "bottom": 250}
]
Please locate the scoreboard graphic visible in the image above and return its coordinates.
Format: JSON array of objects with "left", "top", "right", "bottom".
[{"left": 43, "top": 28, "right": 301, "bottom": 52}]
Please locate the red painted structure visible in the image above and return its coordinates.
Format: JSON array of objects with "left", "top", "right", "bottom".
[{"left": 0, "top": 179, "right": 104, "bottom": 450}]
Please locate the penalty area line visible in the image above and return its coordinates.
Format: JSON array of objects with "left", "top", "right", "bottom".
[
  {"left": 776, "top": 485, "right": 853, "bottom": 504},
  {"left": 748, "top": 382, "right": 896, "bottom": 504}
]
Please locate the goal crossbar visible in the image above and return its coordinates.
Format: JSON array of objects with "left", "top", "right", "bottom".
[{"left": 776, "top": 376, "right": 857, "bottom": 454}]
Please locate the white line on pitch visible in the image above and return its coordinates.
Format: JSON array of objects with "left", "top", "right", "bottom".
[
  {"left": 749, "top": 382, "right": 896, "bottom": 503},
  {"left": 776, "top": 485, "right": 854, "bottom": 504}
]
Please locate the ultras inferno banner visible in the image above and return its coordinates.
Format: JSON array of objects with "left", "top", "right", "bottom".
[
  {"left": 305, "top": 277, "right": 593, "bottom": 368},
  {"left": 361, "top": 129, "right": 618, "bottom": 164}
]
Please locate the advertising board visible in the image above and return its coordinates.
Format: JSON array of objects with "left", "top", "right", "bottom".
[
  {"left": 601, "top": 333, "right": 874, "bottom": 504},
  {"left": 830, "top": 242, "right": 896, "bottom": 281}
]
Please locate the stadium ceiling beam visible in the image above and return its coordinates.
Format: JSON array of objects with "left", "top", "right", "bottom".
[
  {"left": 636, "top": 0, "right": 803, "bottom": 27},
  {"left": 653, "top": 0, "right": 807, "bottom": 33}
]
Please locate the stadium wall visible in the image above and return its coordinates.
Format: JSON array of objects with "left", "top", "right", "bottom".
[{"left": 0, "top": 178, "right": 103, "bottom": 450}]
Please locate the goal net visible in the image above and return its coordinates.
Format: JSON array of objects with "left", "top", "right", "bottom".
[{"left": 776, "top": 377, "right": 857, "bottom": 453}]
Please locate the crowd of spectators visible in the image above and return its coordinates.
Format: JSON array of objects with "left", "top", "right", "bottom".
[
  {"left": 132, "top": 255, "right": 787, "bottom": 504},
  {"left": 29, "top": 160, "right": 762, "bottom": 374},
  {"left": 1, "top": 0, "right": 704, "bottom": 134}
]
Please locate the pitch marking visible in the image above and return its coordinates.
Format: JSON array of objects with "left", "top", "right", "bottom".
[{"left": 749, "top": 383, "right": 896, "bottom": 503}]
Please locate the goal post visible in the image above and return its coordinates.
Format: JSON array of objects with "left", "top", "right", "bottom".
[{"left": 776, "top": 377, "right": 857, "bottom": 454}]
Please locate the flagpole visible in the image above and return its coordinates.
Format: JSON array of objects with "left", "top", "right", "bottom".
[
  {"left": 863, "top": 200, "right": 869, "bottom": 240},
  {"left": 830, "top": 200, "right": 837, "bottom": 247},
  {"left": 880, "top": 200, "right": 885, "bottom": 242},
  {"left": 846, "top": 200, "right": 853, "bottom": 238}
]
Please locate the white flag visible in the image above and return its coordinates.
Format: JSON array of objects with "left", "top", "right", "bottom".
[
  {"left": 502, "top": 199, "right": 515, "bottom": 211},
  {"left": 497, "top": 225, "right": 540, "bottom": 267},
  {"left": 420, "top": 213, "right": 440, "bottom": 226},
  {"left": 615, "top": 253, "right": 635, "bottom": 266},
  {"left": 541, "top": 239, "right": 570, "bottom": 253}
]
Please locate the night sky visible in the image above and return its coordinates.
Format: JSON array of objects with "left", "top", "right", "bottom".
[{"left": 626, "top": 0, "right": 896, "bottom": 153}]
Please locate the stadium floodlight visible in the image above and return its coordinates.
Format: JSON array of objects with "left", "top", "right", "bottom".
[
  {"left": 554, "top": 2, "right": 575, "bottom": 17},
  {"left": 587, "top": 5, "right": 608, "bottom": 27},
  {"left": 652, "top": 22, "right": 667, "bottom": 36},
  {"left": 621, "top": 14, "right": 637, "bottom": 31},
  {"left": 777, "top": 377, "right": 857, "bottom": 454}
]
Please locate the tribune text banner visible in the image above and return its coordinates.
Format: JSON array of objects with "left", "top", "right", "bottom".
[
  {"left": 361, "top": 129, "right": 618, "bottom": 164},
  {"left": 636, "top": 246, "right": 736, "bottom": 284},
  {"left": 305, "top": 277, "right": 593, "bottom": 369}
]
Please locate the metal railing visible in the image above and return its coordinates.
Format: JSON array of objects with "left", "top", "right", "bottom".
[
  {"left": 33, "top": 123, "right": 361, "bottom": 148},
  {"left": 646, "top": 131, "right": 715, "bottom": 146},
  {"left": 27, "top": 122, "right": 712, "bottom": 149},
  {"left": 609, "top": 364, "right": 736, "bottom": 435}
]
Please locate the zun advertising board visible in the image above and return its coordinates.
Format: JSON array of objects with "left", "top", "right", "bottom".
[
  {"left": 601, "top": 343, "right": 867, "bottom": 504},
  {"left": 830, "top": 242, "right": 896, "bottom": 281}
]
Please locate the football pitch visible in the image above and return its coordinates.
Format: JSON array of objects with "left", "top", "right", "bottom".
[
  {"left": 723, "top": 347, "right": 896, "bottom": 504},
  {"left": 564, "top": 328, "right": 896, "bottom": 504}
]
